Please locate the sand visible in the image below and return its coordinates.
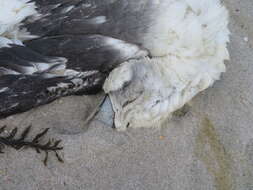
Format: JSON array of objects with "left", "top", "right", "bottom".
[{"left": 0, "top": 0, "right": 252, "bottom": 189}]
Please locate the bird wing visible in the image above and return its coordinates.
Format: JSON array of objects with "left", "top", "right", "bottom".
[
  {"left": 25, "top": 34, "right": 147, "bottom": 73},
  {"left": 22, "top": 0, "right": 156, "bottom": 46}
]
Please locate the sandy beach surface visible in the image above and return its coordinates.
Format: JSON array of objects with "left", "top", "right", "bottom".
[{"left": 0, "top": 0, "right": 252, "bottom": 189}]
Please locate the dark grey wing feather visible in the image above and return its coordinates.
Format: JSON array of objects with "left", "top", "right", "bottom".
[
  {"left": 0, "top": 45, "right": 60, "bottom": 63},
  {"left": 0, "top": 45, "right": 67, "bottom": 75},
  {"left": 0, "top": 45, "right": 106, "bottom": 118},
  {"left": 25, "top": 34, "right": 147, "bottom": 72},
  {"left": 23, "top": 0, "right": 85, "bottom": 37},
  {"left": 0, "top": 71, "right": 106, "bottom": 118},
  {"left": 24, "top": 0, "right": 154, "bottom": 45}
]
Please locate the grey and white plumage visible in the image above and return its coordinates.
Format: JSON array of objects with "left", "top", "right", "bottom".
[
  {"left": 0, "top": 0, "right": 148, "bottom": 117},
  {"left": 0, "top": 0, "right": 229, "bottom": 130},
  {"left": 104, "top": 0, "right": 230, "bottom": 130}
]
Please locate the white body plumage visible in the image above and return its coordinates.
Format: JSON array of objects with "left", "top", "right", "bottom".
[{"left": 104, "top": 0, "right": 230, "bottom": 130}]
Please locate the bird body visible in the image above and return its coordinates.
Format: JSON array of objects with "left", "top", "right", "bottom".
[
  {"left": 0, "top": 0, "right": 229, "bottom": 130},
  {"left": 104, "top": 0, "right": 229, "bottom": 130}
]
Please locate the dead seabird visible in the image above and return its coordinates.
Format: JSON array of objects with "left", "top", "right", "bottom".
[{"left": 0, "top": 0, "right": 229, "bottom": 131}]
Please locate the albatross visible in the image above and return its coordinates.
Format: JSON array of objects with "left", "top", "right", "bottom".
[{"left": 0, "top": 0, "right": 229, "bottom": 130}]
